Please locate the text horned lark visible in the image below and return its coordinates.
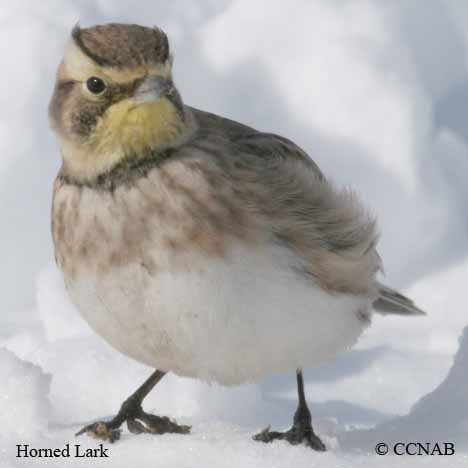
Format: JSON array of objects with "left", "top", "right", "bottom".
[{"left": 49, "top": 23, "right": 425, "bottom": 450}]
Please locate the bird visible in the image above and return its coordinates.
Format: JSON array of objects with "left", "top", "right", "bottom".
[{"left": 49, "top": 23, "right": 425, "bottom": 450}]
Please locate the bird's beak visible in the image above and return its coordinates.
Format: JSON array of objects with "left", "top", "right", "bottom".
[{"left": 132, "top": 75, "right": 170, "bottom": 105}]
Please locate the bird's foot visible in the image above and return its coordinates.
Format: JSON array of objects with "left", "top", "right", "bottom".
[
  {"left": 253, "top": 421, "right": 326, "bottom": 451},
  {"left": 75, "top": 395, "right": 190, "bottom": 443}
]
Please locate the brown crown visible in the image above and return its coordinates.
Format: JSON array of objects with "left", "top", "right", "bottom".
[{"left": 72, "top": 23, "right": 170, "bottom": 68}]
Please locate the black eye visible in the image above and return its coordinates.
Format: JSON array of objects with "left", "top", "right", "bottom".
[{"left": 86, "top": 76, "right": 106, "bottom": 94}]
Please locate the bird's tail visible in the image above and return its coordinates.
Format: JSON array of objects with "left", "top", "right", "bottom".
[{"left": 373, "top": 282, "right": 426, "bottom": 316}]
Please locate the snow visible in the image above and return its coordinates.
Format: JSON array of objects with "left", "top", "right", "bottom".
[
  {"left": 339, "top": 326, "right": 468, "bottom": 452},
  {"left": 2, "top": 1, "right": 468, "bottom": 467},
  {"left": 0, "top": 348, "right": 50, "bottom": 444}
]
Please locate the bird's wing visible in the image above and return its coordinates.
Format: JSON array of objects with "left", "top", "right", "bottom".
[
  {"left": 189, "top": 106, "right": 324, "bottom": 178},
  {"left": 188, "top": 108, "right": 381, "bottom": 296}
]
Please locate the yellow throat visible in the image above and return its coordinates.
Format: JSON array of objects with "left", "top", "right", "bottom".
[{"left": 62, "top": 97, "right": 191, "bottom": 183}]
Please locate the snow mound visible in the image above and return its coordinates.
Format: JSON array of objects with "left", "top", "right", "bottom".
[
  {"left": 340, "top": 325, "right": 468, "bottom": 451},
  {"left": 0, "top": 348, "right": 50, "bottom": 441}
]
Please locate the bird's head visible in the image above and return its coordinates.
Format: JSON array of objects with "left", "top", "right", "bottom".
[{"left": 49, "top": 23, "right": 193, "bottom": 182}]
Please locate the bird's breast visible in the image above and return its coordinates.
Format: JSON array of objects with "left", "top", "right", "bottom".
[{"left": 52, "top": 159, "right": 254, "bottom": 282}]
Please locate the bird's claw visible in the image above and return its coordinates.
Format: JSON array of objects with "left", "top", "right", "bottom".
[
  {"left": 126, "top": 418, "right": 147, "bottom": 434},
  {"left": 136, "top": 412, "right": 191, "bottom": 435},
  {"left": 76, "top": 421, "right": 121, "bottom": 443}
]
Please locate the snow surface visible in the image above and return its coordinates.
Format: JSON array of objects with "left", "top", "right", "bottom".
[{"left": 1, "top": 1, "right": 468, "bottom": 467}]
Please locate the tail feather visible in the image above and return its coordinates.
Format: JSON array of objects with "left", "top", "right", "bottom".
[{"left": 373, "top": 282, "right": 426, "bottom": 316}]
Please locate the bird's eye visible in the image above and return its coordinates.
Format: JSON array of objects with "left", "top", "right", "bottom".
[{"left": 86, "top": 77, "right": 106, "bottom": 94}]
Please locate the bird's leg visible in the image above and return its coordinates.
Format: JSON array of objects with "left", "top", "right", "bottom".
[
  {"left": 253, "top": 369, "right": 326, "bottom": 451},
  {"left": 75, "top": 370, "right": 190, "bottom": 443}
]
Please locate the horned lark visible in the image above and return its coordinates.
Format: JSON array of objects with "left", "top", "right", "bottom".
[{"left": 49, "top": 23, "right": 425, "bottom": 450}]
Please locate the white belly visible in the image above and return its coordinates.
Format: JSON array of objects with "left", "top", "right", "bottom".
[{"left": 67, "top": 242, "right": 371, "bottom": 385}]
